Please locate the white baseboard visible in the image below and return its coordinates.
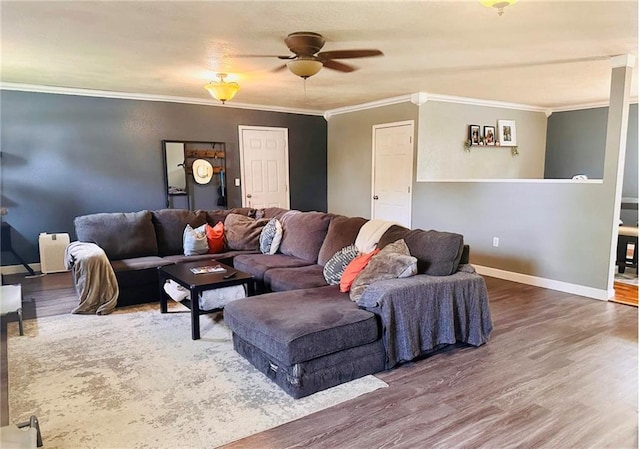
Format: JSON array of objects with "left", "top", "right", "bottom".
[
  {"left": 474, "top": 265, "right": 613, "bottom": 301},
  {"left": 1, "top": 263, "right": 42, "bottom": 275}
]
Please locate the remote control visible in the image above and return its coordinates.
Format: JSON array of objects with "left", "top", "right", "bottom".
[{"left": 223, "top": 271, "right": 236, "bottom": 279}]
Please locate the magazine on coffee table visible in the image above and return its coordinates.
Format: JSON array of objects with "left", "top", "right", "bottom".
[{"left": 190, "top": 265, "right": 227, "bottom": 275}]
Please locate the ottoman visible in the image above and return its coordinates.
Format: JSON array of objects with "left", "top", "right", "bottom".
[{"left": 224, "top": 285, "right": 386, "bottom": 398}]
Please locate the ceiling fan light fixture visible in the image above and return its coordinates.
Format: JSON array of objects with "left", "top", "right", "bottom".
[
  {"left": 479, "top": 0, "right": 517, "bottom": 16},
  {"left": 204, "top": 73, "right": 240, "bottom": 104},
  {"left": 287, "top": 58, "right": 323, "bottom": 79}
]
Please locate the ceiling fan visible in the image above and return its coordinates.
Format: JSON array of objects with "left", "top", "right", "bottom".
[{"left": 242, "top": 31, "right": 383, "bottom": 79}]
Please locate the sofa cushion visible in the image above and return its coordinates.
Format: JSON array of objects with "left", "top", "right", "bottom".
[
  {"left": 224, "top": 285, "right": 380, "bottom": 365},
  {"left": 350, "top": 239, "right": 418, "bottom": 302},
  {"left": 340, "top": 249, "right": 379, "bottom": 293},
  {"left": 377, "top": 225, "right": 411, "bottom": 250},
  {"left": 205, "top": 209, "right": 232, "bottom": 227},
  {"left": 75, "top": 211, "right": 158, "bottom": 260},
  {"left": 317, "top": 216, "right": 368, "bottom": 266},
  {"left": 264, "top": 265, "right": 328, "bottom": 292},
  {"left": 323, "top": 244, "right": 360, "bottom": 286},
  {"left": 152, "top": 209, "right": 207, "bottom": 256},
  {"left": 110, "top": 256, "right": 173, "bottom": 272},
  {"left": 183, "top": 224, "right": 209, "bottom": 256},
  {"left": 206, "top": 222, "right": 225, "bottom": 254},
  {"left": 379, "top": 226, "right": 465, "bottom": 276},
  {"left": 260, "top": 207, "right": 290, "bottom": 220},
  {"left": 259, "top": 218, "right": 283, "bottom": 255},
  {"left": 233, "top": 253, "right": 314, "bottom": 281},
  {"left": 161, "top": 249, "right": 257, "bottom": 265},
  {"left": 224, "top": 214, "right": 269, "bottom": 251},
  {"left": 404, "top": 229, "right": 464, "bottom": 276},
  {"left": 279, "top": 211, "right": 331, "bottom": 263}
]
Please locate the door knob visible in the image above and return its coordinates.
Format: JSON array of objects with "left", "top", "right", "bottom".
[
  {"left": 373, "top": 195, "right": 379, "bottom": 200},
  {"left": 246, "top": 194, "right": 252, "bottom": 198}
]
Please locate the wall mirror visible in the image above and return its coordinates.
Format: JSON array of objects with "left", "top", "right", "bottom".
[{"left": 162, "top": 140, "right": 227, "bottom": 210}]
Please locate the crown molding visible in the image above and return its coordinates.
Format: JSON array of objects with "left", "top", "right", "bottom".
[
  {"left": 323, "top": 94, "right": 415, "bottom": 120},
  {"left": 4, "top": 82, "right": 636, "bottom": 120},
  {"left": 548, "top": 97, "right": 639, "bottom": 114},
  {"left": 0, "top": 82, "right": 325, "bottom": 116},
  {"left": 611, "top": 54, "right": 636, "bottom": 68},
  {"left": 423, "top": 93, "right": 549, "bottom": 113},
  {"left": 323, "top": 91, "right": 550, "bottom": 120}
]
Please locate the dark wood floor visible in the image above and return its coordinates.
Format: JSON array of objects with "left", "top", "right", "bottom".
[{"left": 1, "top": 272, "right": 637, "bottom": 448}]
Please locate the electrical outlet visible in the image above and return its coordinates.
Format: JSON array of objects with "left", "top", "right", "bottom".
[{"left": 493, "top": 237, "right": 500, "bottom": 247}]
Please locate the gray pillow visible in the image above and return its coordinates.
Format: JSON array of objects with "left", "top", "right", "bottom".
[
  {"left": 350, "top": 239, "right": 417, "bottom": 302},
  {"left": 259, "top": 218, "right": 283, "bottom": 255},
  {"left": 323, "top": 244, "right": 360, "bottom": 285},
  {"left": 183, "top": 224, "right": 208, "bottom": 256}
]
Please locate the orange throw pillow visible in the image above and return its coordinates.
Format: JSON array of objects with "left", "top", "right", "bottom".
[
  {"left": 340, "top": 249, "right": 380, "bottom": 293},
  {"left": 206, "top": 221, "right": 225, "bottom": 254}
]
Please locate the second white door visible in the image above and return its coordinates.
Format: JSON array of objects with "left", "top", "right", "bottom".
[
  {"left": 372, "top": 121, "right": 414, "bottom": 228},
  {"left": 238, "top": 126, "right": 290, "bottom": 209}
]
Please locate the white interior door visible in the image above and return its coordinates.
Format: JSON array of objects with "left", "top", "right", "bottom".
[
  {"left": 372, "top": 121, "right": 414, "bottom": 228},
  {"left": 238, "top": 126, "right": 290, "bottom": 209}
]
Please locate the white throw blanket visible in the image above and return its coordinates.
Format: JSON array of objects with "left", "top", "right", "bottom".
[
  {"left": 354, "top": 219, "right": 400, "bottom": 253},
  {"left": 163, "top": 280, "right": 246, "bottom": 310},
  {"left": 64, "top": 241, "right": 118, "bottom": 315}
]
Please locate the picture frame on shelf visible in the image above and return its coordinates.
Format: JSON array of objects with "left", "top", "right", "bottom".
[
  {"left": 498, "top": 120, "right": 517, "bottom": 146},
  {"left": 484, "top": 126, "right": 496, "bottom": 146},
  {"left": 469, "top": 125, "right": 481, "bottom": 145}
]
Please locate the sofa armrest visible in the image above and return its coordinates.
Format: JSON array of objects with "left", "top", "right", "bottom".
[{"left": 355, "top": 265, "right": 492, "bottom": 368}]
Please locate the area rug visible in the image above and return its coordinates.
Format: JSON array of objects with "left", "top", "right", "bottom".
[{"left": 7, "top": 303, "right": 387, "bottom": 449}]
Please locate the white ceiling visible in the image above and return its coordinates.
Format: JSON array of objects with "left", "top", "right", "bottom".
[{"left": 1, "top": 1, "right": 638, "bottom": 113}]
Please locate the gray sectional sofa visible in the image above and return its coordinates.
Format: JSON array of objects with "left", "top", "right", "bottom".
[{"left": 73, "top": 207, "right": 493, "bottom": 398}]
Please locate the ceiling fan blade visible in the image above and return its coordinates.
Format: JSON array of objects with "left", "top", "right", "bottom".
[
  {"left": 232, "top": 54, "right": 293, "bottom": 58},
  {"left": 322, "top": 59, "right": 357, "bottom": 73},
  {"left": 271, "top": 64, "right": 288, "bottom": 72},
  {"left": 317, "top": 49, "right": 383, "bottom": 60}
]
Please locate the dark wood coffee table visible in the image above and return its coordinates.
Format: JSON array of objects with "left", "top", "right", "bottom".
[{"left": 158, "top": 260, "right": 255, "bottom": 340}]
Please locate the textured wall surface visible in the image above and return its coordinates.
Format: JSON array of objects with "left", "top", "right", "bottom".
[
  {"left": 327, "top": 102, "right": 418, "bottom": 219},
  {"left": 416, "top": 101, "right": 548, "bottom": 180},
  {"left": 1, "top": 91, "right": 327, "bottom": 264}
]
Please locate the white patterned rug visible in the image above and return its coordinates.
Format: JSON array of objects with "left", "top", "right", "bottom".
[{"left": 7, "top": 303, "right": 387, "bottom": 449}]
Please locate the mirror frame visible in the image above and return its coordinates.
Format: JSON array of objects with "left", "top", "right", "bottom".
[{"left": 162, "top": 139, "right": 227, "bottom": 210}]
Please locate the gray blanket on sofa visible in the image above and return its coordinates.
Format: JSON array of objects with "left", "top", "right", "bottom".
[
  {"left": 64, "top": 241, "right": 118, "bottom": 315},
  {"left": 357, "top": 264, "right": 492, "bottom": 369}
]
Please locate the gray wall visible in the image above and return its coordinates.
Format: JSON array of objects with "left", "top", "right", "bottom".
[
  {"left": 327, "top": 102, "right": 418, "bottom": 218},
  {"left": 327, "top": 97, "right": 627, "bottom": 292},
  {"left": 416, "top": 102, "right": 548, "bottom": 180},
  {"left": 545, "top": 104, "right": 638, "bottom": 225},
  {"left": 1, "top": 90, "right": 327, "bottom": 265}
]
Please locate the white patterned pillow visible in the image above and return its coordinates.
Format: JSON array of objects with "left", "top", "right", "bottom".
[
  {"left": 183, "top": 224, "right": 209, "bottom": 256},
  {"left": 259, "top": 218, "right": 283, "bottom": 255},
  {"left": 323, "top": 244, "right": 360, "bottom": 285}
]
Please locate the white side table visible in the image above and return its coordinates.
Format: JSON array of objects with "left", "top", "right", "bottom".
[{"left": 1, "top": 284, "right": 24, "bottom": 336}]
